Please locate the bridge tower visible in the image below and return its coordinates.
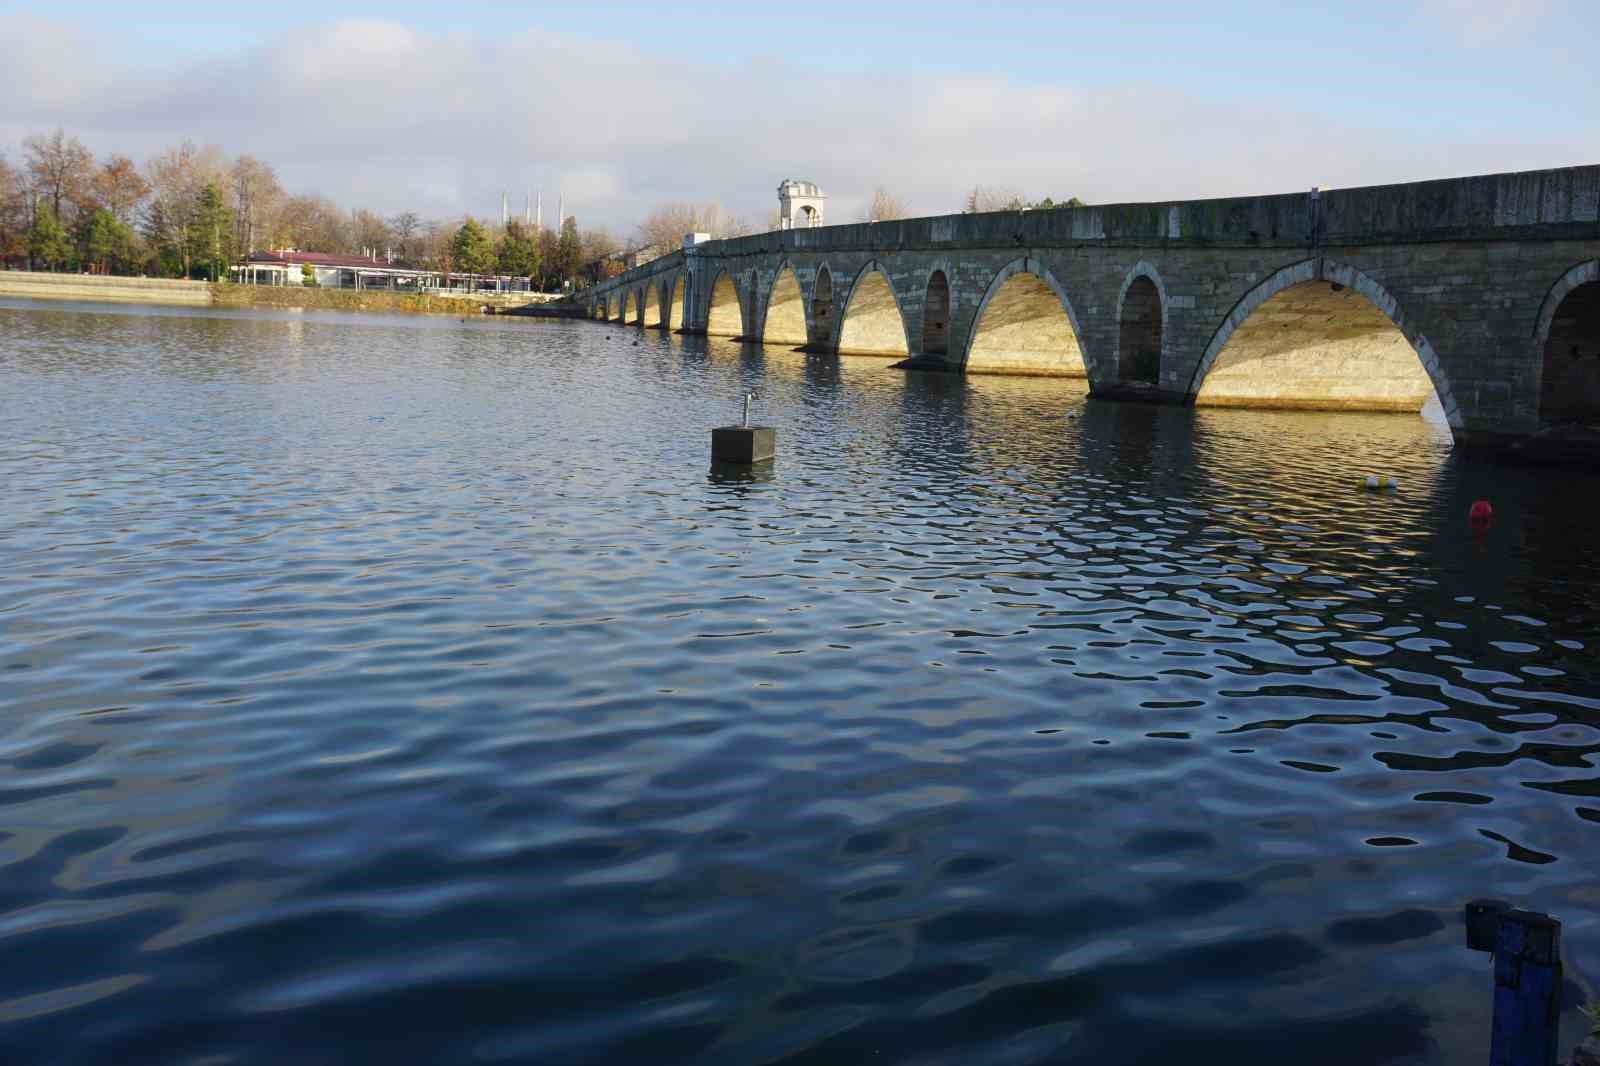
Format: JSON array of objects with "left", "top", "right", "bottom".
[{"left": 778, "top": 180, "right": 825, "bottom": 230}]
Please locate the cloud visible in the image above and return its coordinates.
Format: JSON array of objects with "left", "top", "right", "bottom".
[{"left": 1, "top": 14, "right": 1592, "bottom": 238}]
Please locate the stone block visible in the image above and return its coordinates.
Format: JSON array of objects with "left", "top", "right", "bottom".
[{"left": 711, "top": 426, "right": 776, "bottom": 465}]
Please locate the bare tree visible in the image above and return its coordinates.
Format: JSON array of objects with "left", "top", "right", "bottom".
[
  {"left": 633, "top": 201, "right": 752, "bottom": 254},
  {"left": 388, "top": 211, "right": 422, "bottom": 264},
  {"left": 963, "top": 185, "right": 1029, "bottom": 213},
  {"left": 271, "top": 195, "right": 351, "bottom": 254},
  {"left": 23, "top": 128, "right": 94, "bottom": 222},
  {"left": 861, "top": 186, "right": 907, "bottom": 222},
  {"left": 230, "top": 155, "right": 282, "bottom": 254},
  {"left": 91, "top": 156, "right": 150, "bottom": 224},
  {"left": 0, "top": 155, "right": 27, "bottom": 265}
]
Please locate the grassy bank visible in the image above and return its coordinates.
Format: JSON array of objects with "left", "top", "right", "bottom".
[{"left": 209, "top": 284, "right": 500, "bottom": 316}]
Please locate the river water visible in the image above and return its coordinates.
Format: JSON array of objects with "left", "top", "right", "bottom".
[{"left": 1, "top": 299, "right": 1597, "bottom": 1065}]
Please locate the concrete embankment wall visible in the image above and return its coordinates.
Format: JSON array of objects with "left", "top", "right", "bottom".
[
  {"left": 0, "top": 271, "right": 211, "bottom": 306},
  {"left": 210, "top": 285, "right": 507, "bottom": 316}
]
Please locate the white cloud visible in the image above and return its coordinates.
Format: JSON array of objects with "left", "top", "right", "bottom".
[{"left": 2, "top": 14, "right": 1592, "bottom": 239}]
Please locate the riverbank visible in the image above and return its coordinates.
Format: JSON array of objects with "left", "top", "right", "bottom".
[
  {"left": 0, "top": 270, "right": 573, "bottom": 317},
  {"left": 0, "top": 270, "right": 210, "bottom": 306}
]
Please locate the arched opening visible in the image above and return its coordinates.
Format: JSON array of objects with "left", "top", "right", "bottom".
[
  {"left": 922, "top": 270, "right": 950, "bottom": 357},
  {"left": 643, "top": 284, "right": 662, "bottom": 328},
  {"left": 608, "top": 294, "right": 619, "bottom": 320},
  {"left": 812, "top": 266, "right": 834, "bottom": 339},
  {"left": 1539, "top": 275, "right": 1600, "bottom": 426},
  {"left": 800, "top": 204, "right": 818, "bottom": 228},
  {"left": 1118, "top": 276, "right": 1162, "bottom": 384},
  {"left": 965, "top": 266, "right": 1086, "bottom": 376},
  {"left": 626, "top": 290, "right": 640, "bottom": 325},
  {"left": 763, "top": 265, "right": 807, "bottom": 348},
  {"left": 707, "top": 271, "right": 743, "bottom": 338},
  {"left": 1195, "top": 278, "right": 1438, "bottom": 412},
  {"left": 669, "top": 275, "right": 685, "bottom": 331},
  {"left": 837, "top": 267, "right": 909, "bottom": 356}
]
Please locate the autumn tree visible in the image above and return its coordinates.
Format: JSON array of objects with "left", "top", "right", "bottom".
[
  {"left": 962, "top": 185, "right": 1030, "bottom": 213},
  {"left": 352, "top": 209, "right": 392, "bottom": 259},
  {"left": 144, "top": 142, "right": 228, "bottom": 277},
  {"left": 0, "top": 156, "right": 26, "bottom": 266},
  {"left": 91, "top": 156, "right": 149, "bottom": 225},
  {"left": 272, "top": 195, "right": 350, "bottom": 254},
  {"left": 862, "top": 186, "right": 907, "bottom": 222},
  {"left": 633, "top": 201, "right": 751, "bottom": 253},
  {"left": 24, "top": 129, "right": 94, "bottom": 223},
  {"left": 495, "top": 219, "right": 539, "bottom": 279},
  {"left": 451, "top": 218, "right": 495, "bottom": 284}
]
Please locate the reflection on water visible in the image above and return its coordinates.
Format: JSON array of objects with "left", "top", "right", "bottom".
[{"left": 1, "top": 299, "right": 1597, "bottom": 1065}]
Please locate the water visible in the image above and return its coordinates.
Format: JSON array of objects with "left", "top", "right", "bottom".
[{"left": 1, "top": 299, "right": 1597, "bottom": 1065}]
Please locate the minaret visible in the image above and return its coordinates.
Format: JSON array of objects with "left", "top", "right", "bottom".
[
  {"left": 558, "top": 193, "right": 564, "bottom": 227},
  {"left": 501, "top": 191, "right": 508, "bottom": 227},
  {"left": 536, "top": 191, "right": 542, "bottom": 231},
  {"left": 525, "top": 190, "right": 531, "bottom": 226}
]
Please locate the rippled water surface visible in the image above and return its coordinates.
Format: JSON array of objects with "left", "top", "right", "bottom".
[{"left": 2, "top": 299, "right": 1598, "bottom": 1065}]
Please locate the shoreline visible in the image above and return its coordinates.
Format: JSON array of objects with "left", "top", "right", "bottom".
[{"left": 0, "top": 270, "right": 575, "bottom": 317}]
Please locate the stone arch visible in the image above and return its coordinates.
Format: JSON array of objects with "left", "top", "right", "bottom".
[
  {"left": 1188, "top": 258, "right": 1458, "bottom": 425},
  {"left": 668, "top": 274, "right": 686, "bottom": 331},
  {"left": 643, "top": 282, "right": 662, "bottom": 328},
  {"left": 608, "top": 293, "right": 620, "bottom": 320},
  {"left": 706, "top": 269, "right": 745, "bottom": 338},
  {"left": 623, "top": 289, "right": 637, "bottom": 324},
  {"left": 762, "top": 261, "right": 808, "bottom": 349},
  {"left": 836, "top": 261, "right": 910, "bottom": 356},
  {"left": 922, "top": 265, "right": 952, "bottom": 358},
  {"left": 1534, "top": 259, "right": 1600, "bottom": 425},
  {"left": 1116, "top": 262, "right": 1168, "bottom": 385},
  {"left": 961, "top": 257, "right": 1087, "bottom": 376}
]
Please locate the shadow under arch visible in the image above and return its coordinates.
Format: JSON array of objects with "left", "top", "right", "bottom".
[
  {"left": 835, "top": 260, "right": 910, "bottom": 356},
  {"left": 707, "top": 269, "right": 745, "bottom": 338},
  {"left": 1187, "top": 258, "right": 1461, "bottom": 431},
  {"left": 763, "top": 261, "right": 808, "bottom": 349},
  {"left": 668, "top": 274, "right": 686, "bottom": 331},
  {"left": 1533, "top": 258, "right": 1600, "bottom": 426},
  {"left": 623, "top": 290, "right": 637, "bottom": 325},
  {"left": 961, "top": 257, "right": 1088, "bottom": 377},
  {"left": 1116, "top": 261, "right": 1168, "bottom": 385},
  {"left": 643, "top": 283, "right": 663, "bottom": 328}
]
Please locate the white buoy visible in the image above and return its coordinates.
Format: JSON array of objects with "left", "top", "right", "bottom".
[{"left": 1365, "top": 475, "right": 1380, "bottom": 490}]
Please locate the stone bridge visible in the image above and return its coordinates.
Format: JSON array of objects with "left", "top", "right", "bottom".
[{"left": 583, "top": 165, "right": 1600, "bottom": 458}]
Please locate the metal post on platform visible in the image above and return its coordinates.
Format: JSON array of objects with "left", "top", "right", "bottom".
[{"left": 1466, "top": 900, "right": 1564, "bottom": 1066}]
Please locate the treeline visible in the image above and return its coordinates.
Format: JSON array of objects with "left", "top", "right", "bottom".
[{"left": 0, "top": 129, "right": 624, "bottom": 290}]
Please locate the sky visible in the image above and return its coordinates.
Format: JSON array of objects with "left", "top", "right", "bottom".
[{"left": 1, "top": 0, "right": 1595, "bottom": 239}]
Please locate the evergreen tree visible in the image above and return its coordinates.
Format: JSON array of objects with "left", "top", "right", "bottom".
[
  {"left": 188, "top": 180, "right": 233, "bottom": 281},
  {"left": 451, "top": 218, "right": 495, "bottom": 286},
  {"left": 301, "top": 262, "right": 317, "bottom": 288},
  {"left": 78, "top": 207, "right": 133, "bottom": 274},
  {"left": 28, "top": 202, "right": 71, "bottom": 270},
  {"left": 554, "top": 216, "right": 582, "bottom": 289},
  {"left": 495, "top": 219, "right": 539, "bottom": 280}
]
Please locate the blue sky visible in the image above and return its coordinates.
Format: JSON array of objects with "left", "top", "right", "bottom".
[{"left": 1, "top": 0, "right": 1594, "bottom": 233}]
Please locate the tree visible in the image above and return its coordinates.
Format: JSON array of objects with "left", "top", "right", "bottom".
[
  {"left": 388, "top": 211, "right": 422, "bottom": 264},
  {"left": 23, "top": 129, "right": 94, "bottom": 223},
  {"left": 495, "top": 219, "right": 539, "bottom": 279},
  {"left": 633, "top": 201, "right": 750, "bottom": 253},
  {"left": 189, "top": 180, "right": 233, "bottom": 281},
  {"left": 862, "top": 186, "right": 907, "bottom": 222},
  {"left": 451, "top": 218, "right": 495, "bottom": 284},
  {"left": 0, "top": 156, "right": 27, "bottom": 267},
  {"left": 963, "top": 185, "right": 1029, "bottom": 213},
  {"left": 91, "top": 156, "right": 149, "bottom": 225},
  {"left": 272, "top": 195, "right": 350, "bottom": 255},
  {"left": 352, "top": 209, "right": 391, "bottom": 258},
  {"left": 28, "top": 203, "right": 71, "bottom": 270},
  {"left": 230, "top": 155, "right": 282, "bottom": 254},
  {"left": 553, "top": 216, "right": 582, "bottom": 289},
  {"left": 144, "top": 142, "right": 228, "bottom": 277},
  {"left": 301, "top": 262, "right": 317, "bottom": 287},
  {"left": 77, "top": 208, "right": 134, "bottom": 274}
]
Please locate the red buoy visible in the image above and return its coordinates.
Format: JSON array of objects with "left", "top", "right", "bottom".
[{"left": 1469, "top": 500, "right": 1494, "bottom": 524}]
